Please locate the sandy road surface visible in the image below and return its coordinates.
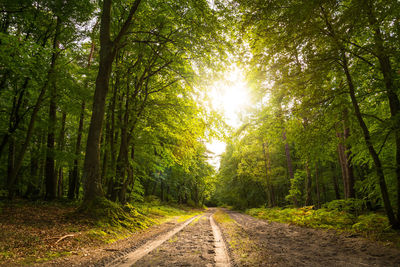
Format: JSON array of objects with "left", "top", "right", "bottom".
[{"left": 129, "top": 209, "right": 230, "bottom": 266}]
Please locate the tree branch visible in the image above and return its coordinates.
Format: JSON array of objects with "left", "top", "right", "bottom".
[{"left": 113, "top": 0, "right": 142, "bottom": 47}]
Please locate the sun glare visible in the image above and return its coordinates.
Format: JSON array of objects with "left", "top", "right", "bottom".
[
  {"left": 210, "top": 66, "right": 250, "bottom": 128},
  {"left": 206, "top": 65, "right": 251, "bottom": 168}
]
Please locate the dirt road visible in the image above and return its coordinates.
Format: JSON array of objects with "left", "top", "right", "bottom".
[
  {"left": 43, "top": 208, "right": 400, "bottom": 267},
  {"left": 105, "top": 209, "right": 230, "bottom": 267}
]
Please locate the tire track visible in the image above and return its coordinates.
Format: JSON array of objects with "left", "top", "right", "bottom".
[
  {"left": 106, "top": 214, "right": 201, "bottom": 267},
  {"left": 210, "top": 214, "right": 231, "bottom": 267}
]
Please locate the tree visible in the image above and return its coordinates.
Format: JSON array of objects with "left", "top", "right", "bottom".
[{"left": 82, "top": 0, "right": 142, "bottom": 204}]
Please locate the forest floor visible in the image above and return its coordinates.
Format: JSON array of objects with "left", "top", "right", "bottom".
[
  {"left": 1, "top": 203, "right": 400, "bottom": 266},
  {"left": 0, "top": 200, "right": 199, "bottom": 266}
]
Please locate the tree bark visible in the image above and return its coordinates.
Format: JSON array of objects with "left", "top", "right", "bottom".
[
  {"left": 283, "top": 131, "right": 294, "bottom": 181},
  {"left": 45, "top": 61, "right": 58, "bottom": 200},
  {"left": 315, "top": 163, "right": 321, "bottom": 209},
  {"left": 331, "top": 163, "right": 340, "bottom": 200},
  {"left": 68, "top": 23, "right": 96, "bottom": 200},
  {"left": 0, "top": 78, "right": 29, "bottom": 158},
  {"left": 56, "top": 112, "right": 66, "bottom": 198},
  {"left": 82, "top": 0, "right": 142, "bottom": 204},
  {"left": 7, "top": 137, "right": 15, "bottom": 193},
  {"left": 364, "top": 0, "right": 400, "bottom": 220},
  {"left": 82, "top": 0, "right": 114, "bottom": 202},
  {"left": 69, "top": 102, "right": 85, "bottom": 199},
  {"left": 305, "top": 160, "right": 313, "bottom": 206},
  {"left": 341, "top": 49, "right": 398, "bottom": 228},
  {"left": 337, "top": 131, "right": 349, "bottom": 198},
  {"left": 343, "top": 112, "right": 355, "bottom": 198}
]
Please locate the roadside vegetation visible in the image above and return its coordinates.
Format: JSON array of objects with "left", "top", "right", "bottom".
[{"left": 246, "top": 199, "right": 400, "bottom": 248}]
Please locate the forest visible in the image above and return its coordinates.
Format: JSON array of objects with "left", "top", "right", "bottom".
[
  {"left": 0, "top": 0, "right": 226, "bottom": 208},
  {"left": 1, "top": 0, "right": 400, "bottom": 264},
  {"left": 213, "top": 0, "right": 400, "bottom": 229}
]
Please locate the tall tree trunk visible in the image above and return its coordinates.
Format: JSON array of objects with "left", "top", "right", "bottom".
[
  {"left": 0, "top": 78, "right": 29, "bottom": 158},
  {"left": 45, "top": 59, "right": 59, "bottom": 200},
  {"left": 364, "top": 0, "right": 400, "bottom": 220},
  {"left": 7, "top": 137, "right": 15, "bottom": 193},
  {"left": 26, "top": 147, "right": 40, "bottom": 198},
  {"left": 125, "top": 145, "right": 136, "bottom": 203},
  {"left": 82, "top": 0, "right": 115, "bottom": 203},
  {"left": 68, "top": 24, "right": 96, "bottom": 200},
  {"left": 305, "top": 160, "right": 313, "bottom": 206},
  {"left": 343, "top": 111, "right": 355, "bottom": 198},
  {"left": 283, "top": 130, "right": 298, "bottom": 206},
  {"left": 315, "top": 163, "right": 321, "bottom": 209},
  {"left": 82, "top": 0, "right": 142, "bottom": 204},
  {"left": 331, "top": 163, "right": 340, "bottom": 200},
  {"left": 160, "top": 180, "right": 164, "bottom": 202},
  {"left": 106, "top": 70, "right": 119, "bottom": 199},
  {"left": 337, "top": 131, "right": 349, "bottom": 198},
  {"left": 283, "top": 131, "right": 294, "bottom": 181},
  {"left": 56, "top": 112, "right": 66, "bottom": 198},
  {"left": 341, "top": 49, "right": 398, "bottom": 228},
  {"left": 69, "top": 101, "right": 85, "bottom": 199}
]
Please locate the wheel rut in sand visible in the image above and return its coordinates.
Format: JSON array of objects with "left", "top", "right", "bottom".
[
  {"left": 210, "top": 214, "right": 231, "bottom": 267},
  {"left": 107, "top": 210, "right": 231, "bottom": 267},
  {"left": 106, "top": 214, "right": 201, "bottom": 267}
]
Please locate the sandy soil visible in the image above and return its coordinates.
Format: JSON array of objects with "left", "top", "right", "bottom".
[{"left": 223, "top": 210, "right": 400, "bottom": 267}]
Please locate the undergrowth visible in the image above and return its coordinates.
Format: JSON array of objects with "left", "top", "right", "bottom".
[{"left": 246, "top": 202, "right": 400, "bottom": 247}]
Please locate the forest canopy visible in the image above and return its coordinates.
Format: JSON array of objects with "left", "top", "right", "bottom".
[{"left": 1, "top": 0, "right": 400, "bottom": 230}]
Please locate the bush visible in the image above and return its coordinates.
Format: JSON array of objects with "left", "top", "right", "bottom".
[
  {"left": 144, "top": 195, "right": 161, "bottom": 205},
  {"left": 246, "top": 203, "right": 392, "bottom": 239},
  {"left": 352, "top": 213, "right": 390, "bottom": 234},
  {"left": 323, "top": 198, "right": 366, "bottom": 216}
]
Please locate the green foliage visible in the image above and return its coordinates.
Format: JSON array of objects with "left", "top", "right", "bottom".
[
  {"left": 323, "top": 199, "right": 366, "bottom": 216},
  {"left": 286, "top": 170, "right": 305, "bottom": 205},
  {"left": 247, "top": 202, "right": 393, "bottom": 238},
  {"left": 352, "top": 214, "right": 390, "bottom": 234},
  {"left": 214, "top": 0, "right": 400, "bottom": 229}
]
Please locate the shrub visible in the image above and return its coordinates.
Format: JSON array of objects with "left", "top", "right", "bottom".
[
  {"left": 323, "top": 198, "right": 366, "bottom": 216},
  {"left": 352, "top": 213, "right": 390, "bottom": 234}
]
